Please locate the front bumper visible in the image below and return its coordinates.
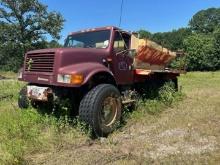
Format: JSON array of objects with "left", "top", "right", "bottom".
[{"left": 27, "top": 85, "right": 53, "bottom": 101}]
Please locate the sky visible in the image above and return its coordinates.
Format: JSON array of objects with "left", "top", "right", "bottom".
[{"left": 40, "top": 0, "right": 220, "bottom": 44}]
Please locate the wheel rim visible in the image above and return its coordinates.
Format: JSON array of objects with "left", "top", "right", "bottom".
[{"left": 101, "top": 96, "right": 119, "bottom": 126}]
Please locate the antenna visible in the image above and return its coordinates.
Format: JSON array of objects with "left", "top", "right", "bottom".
[{"left": 119, "top": 0, "right": 124, "bottom": 27}]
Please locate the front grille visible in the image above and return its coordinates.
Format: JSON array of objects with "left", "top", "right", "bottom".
[{"left": 25, "top": 52, "right": 55, "bottom": 73}]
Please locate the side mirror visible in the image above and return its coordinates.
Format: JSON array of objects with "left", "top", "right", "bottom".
[
  {"left": 115, "top": 49, "right": 137, "bottom": 58},
  {"left": 128, "top": 49, "right": 137, "bottom": 58}
]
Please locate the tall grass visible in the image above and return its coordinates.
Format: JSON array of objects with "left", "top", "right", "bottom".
[
  {"left": 124, "top": 81, "right": 184, "bottom": 121},
  {"left": 0, "top": 107, "right": 87, "bottom": 164},
  {"left": 0, "top": 79, "right": 87, "bottom": 165}
]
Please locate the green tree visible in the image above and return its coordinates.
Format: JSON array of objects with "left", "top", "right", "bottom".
[
  {"left": 183, "top": 34, "right": 219, "bottom": 71},
  {"left": 185, "top": 8, "right": 220, "bottom": 71},
  {"left": 0, "top": 0, "right": 64, "bottom": 71},
  {"left": 213, "top": 27, "right": 220, "bottom": 70},
  {"left": 32, "top": 40, "right": 62, "bottom": 50},
  {"left": 152, "top": 28, "right": 192, "bottom": 51},
  {"left": 138, "top": 29, "right": 152, "bottom": 39},
  {"left": 214, "top": 28, "right": 220, "bottom": 48},
  {"left": 189, "top": 8, "right": 220, "bottom": 34}
]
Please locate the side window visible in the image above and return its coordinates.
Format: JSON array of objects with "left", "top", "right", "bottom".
[{"left": 114, "top": 32, "right": 130, "bottom": 52}]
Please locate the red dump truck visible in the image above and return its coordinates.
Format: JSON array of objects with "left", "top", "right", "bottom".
[{"left": 18, "top": 26, "right": 182, "bottom": 136}]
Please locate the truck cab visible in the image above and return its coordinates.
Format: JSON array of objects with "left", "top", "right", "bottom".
[
  {"left": 19, "top": 27, "right": 135, "bottom": 87},
  {"left": 18, "top": 26, "right": 180, "bottom": 137}
]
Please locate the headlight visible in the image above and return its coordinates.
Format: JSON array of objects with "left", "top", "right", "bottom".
[
  {"left": 57, "top": 74, "right": 84, "bottom": 85},
  {"left": 57, "top": 74, "right": 71, "bottom": 83}
]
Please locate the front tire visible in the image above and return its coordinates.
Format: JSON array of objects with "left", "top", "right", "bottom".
[
  {"left": 18, "top": 86, "right": 29, "bottom": 109},
  {"left": 79, "top": 84, "right": 122, "bottom": 137}
]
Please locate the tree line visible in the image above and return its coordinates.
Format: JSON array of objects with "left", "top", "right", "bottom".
[
  {"left": 139, "top": 8, "right": 220, "bottom": 71},
  {"left": 0, "top": 0, "right": 219, "bottom": 71}
]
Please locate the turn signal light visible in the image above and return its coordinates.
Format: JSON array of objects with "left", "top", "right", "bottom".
[{"left": 71, "top": 74, "right": 84, "bottom": 85}]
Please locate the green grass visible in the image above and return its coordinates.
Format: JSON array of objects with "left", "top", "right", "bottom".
[
  {"left": 0, "top": 71, "right": 220, "bottom": 164},
  {"left": 0, "top": 73, "right": 88, "bottom": 164},
  {"left": 0, "top": 71, "right": 17, "bottom": 79}
]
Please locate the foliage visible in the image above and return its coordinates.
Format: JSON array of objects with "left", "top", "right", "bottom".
[
  {"left": 213, "top": 27, "right": 220, "bottom": 56},
  {"left": 158, "top": 81, "right": 183, "bottom": 105},
  {"left": 0, "top": 41, "right": 24, "bottom": 71},
  {"left": 138, "top": 29, "right": 152, "bottom": 39},
  {"left": 184, "top": 33, "right": 220, "bottom": 71},
  {"left": 137, "top": 28, "right": 192, "bottom": 51},
  {"left": 124, "top": 81, "right": 184, "bottom": 118},
  {"left": 152, "top": 28, "right": 192, "bottom": 51},
  {"left": 0, "top": 109, "right": 45, "bottom": 163},
  {"left": 0, "top": 0, "right": 64, "bottom": 71},
  {"left": 185, "top": 8, "right": 220, "bottom": 71},
  {"left": 0, "top": 79, "right": 86, "bottom": 164},
  {"left": 189, "top": 8, "right": 220, "bottom": 34}
]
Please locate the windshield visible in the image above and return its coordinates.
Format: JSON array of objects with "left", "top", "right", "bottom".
[{"left": 64, "top": 30, "right": 111, "bottom": 49}]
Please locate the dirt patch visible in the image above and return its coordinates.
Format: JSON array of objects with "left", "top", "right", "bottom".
[
  {"left": 158, "top": 128, "right": 187, "bottom": 138},
  {"left": 112, "top": 125, "right": 218, "bottom": 159},
  {"left": 29, "top": 125, "right": 218, "bottom": 165},
  {"left": 148, "top": 128, "right": 217, "bottom": 159}
]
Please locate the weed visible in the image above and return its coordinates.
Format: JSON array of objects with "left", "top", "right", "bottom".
[
  {"left": 122, "top": 81, "right": 184, "bottom": 120},
  {"left": 0, "top": 75, "right": 84, "bottom": 164},
  {"left": 158, "top": 81, "right": 180, "bottom": 106}
]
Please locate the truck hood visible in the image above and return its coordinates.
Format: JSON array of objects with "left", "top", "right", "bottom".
[
  {"left": 22, "top": 47, "right": 114, "bottom": 87},
  {"left": 27, "top": 47, "right": 109, "bottom": 70},
  {"left": 56, "top": 48, "right": 109, "bottom": 68}
]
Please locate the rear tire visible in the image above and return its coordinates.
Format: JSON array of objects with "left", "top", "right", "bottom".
[
  {"left": 79, "top": 84, "right": 122, "bottom": 137},
  {"left": 172, "top": 78, "right": 178, "bottom": 91}
]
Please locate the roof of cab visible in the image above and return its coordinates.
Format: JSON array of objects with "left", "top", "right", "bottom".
[{"left": 69, "top": 26, "right": 122, "bottom": 35}]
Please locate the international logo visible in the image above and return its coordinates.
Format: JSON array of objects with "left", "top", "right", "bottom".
[{"left": 27, "top": 58, "right": 33, "bottom": 71}]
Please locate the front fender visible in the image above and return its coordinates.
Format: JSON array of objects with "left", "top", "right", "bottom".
[{"left": 58, "top": 62, "right": 114, "bottom": 86}]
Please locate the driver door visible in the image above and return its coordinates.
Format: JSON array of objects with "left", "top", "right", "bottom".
[{"left": 111, "top": 31, "right": 134, "bottom": 85}]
